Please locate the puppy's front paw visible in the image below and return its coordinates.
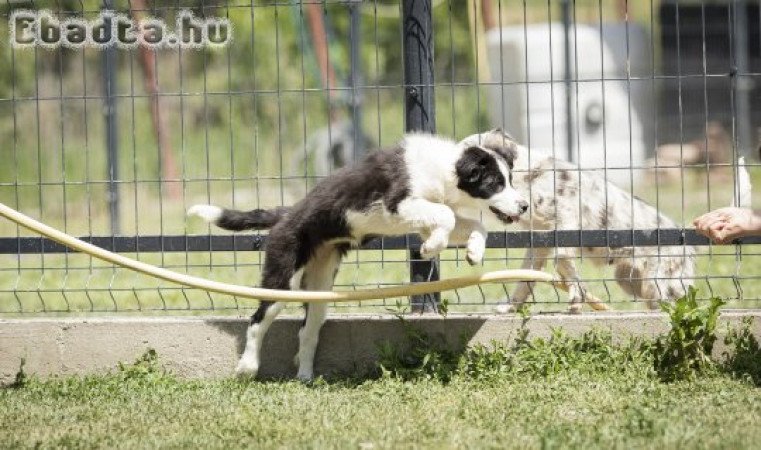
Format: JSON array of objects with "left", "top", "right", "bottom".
[
  {"left": 465, "top": 232, "right": 486, "bottom": 266},
  {"left": 235, "top": 356, "right": 259, "bottom": 379},
  {"left": 420, "top": 237, "right": 447, "bottom": 260}
]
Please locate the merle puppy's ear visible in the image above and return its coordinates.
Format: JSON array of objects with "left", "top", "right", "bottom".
[
  {"left": 503, "top": 146, "right": 517, "bottom": 169},
  {"left": 492, "top": 127, "right": 515, "bottom": 140},
  {"left": 485, "top": 142, "right": 517, "bottom": 170}
]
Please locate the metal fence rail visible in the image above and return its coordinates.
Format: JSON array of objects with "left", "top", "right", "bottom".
[
  {"left": 3, "top": 230, "right": 761, "bottom": 254},
  {"left": 0, "top": 0, "right": 760, "bottom": 315}
]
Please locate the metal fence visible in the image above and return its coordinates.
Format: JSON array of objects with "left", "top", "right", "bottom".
[{"left": 0, "top": 0, "right": 759, "bottom": 316}]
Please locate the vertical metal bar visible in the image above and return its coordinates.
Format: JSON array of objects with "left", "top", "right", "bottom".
[
  {"left": 103, "top": 0, "right": 120, "bottom": 235},
  {"left": 733, "top": 0, "right": 752, "bottom": 156},
  {"left": 349, "top": 0, "right": 365, "bottom": 162},
  {"left": 402, "top": 0, "right": 438, "bottom": 312},
  {"left": 403, "top": 0, "right": 436, "bottom": 133},
  {"left": 561, "top": 0, "right": 574, "bottom": 163}
]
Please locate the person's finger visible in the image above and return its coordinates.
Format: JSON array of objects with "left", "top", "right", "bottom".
[
  {"left": 697, "top": 215, "right": 728, "bottom": 234},
  {"left": 707, "top": 220, "right": 727, "bottom": 231},
  {"left": 711, "top": 227, "right": 729, "bottom": 244},
  {"left": 695, "top": 210, "right": 728, "bottom": 227},
  {"left": 693, "top": 213, "right": 710, "bottom": 227},
  {"left": 710, "top": 222, "right": 746, "bottom": 244},
  {"left": 722, "top": 225, "right": 745, "bottom": 242},
  {"left": 698, "top": 220, "right": 728, "bottom": 243}
]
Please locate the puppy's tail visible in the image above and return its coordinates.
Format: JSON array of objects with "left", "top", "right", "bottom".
[
  {"left": 732, "top": 157, "right": 752, "bottom": 208},
  {"left": 187, "top": 204, "right": 289, "bottom": 231}
]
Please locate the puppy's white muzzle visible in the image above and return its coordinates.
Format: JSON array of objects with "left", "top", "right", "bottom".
[{"left": 488, "top": 189, "right": 528, "bottom": 224}]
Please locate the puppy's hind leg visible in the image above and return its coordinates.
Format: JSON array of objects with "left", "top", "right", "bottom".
[
  {"left": 236, "top": 264, "right": 304, "bottom": 378},
  {"left": 296, "top": 303, "right": 328, "bottom": 382},
  {"left": 295, "top": 245, "right": 344, "bottom": 381},
  {"left": 237, "top": 301, "right": 286, "bottom": 378},
  {"left": 555, "top": 251, "right": 608, "bottom": 313},
  {"left": 496, "top": 248, "right": 550, "bottom": 314}
]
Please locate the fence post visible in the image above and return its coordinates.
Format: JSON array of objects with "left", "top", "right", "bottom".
[
  {"left": 348, "top": 0, "right": 365, "bottom": 162},
  {"left": 561, "top": 0, "right": 574, "bottom": 163},
  {"left": 102, "top": 0, "right": 120, "bottom": 235},
  {"left": 402, "top": 0, "right": 439, "bottom": 313},
  {"left": 732, "top": 0, "right": 752, "bottom": 157}
]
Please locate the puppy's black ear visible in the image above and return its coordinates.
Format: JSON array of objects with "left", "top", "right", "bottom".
[
  {"left": 467, "top": 164, "right": 483, "bottom": 183},
  {"left": 457, "top": 146, "right": 489, "bottom": 184}
]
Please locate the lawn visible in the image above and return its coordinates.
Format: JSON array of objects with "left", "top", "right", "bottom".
[
  {"left": 4, "top": 373, "right": 761, "bottom": 449},
  {"left": 3, "top": 325, "right": 761, "bottom": 449}
]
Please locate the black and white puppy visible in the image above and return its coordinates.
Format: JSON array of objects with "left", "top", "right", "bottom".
[{"left": 188, "top": 133, "right": 527, "bottom": 380}]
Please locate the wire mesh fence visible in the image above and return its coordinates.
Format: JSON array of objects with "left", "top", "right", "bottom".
[{"left": 0, "top": 0, "right": 759, "bottom": 315}]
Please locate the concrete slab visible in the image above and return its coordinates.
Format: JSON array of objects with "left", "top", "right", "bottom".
[{"left": 2, "top": 311, "right": 760, "bottom": 382}]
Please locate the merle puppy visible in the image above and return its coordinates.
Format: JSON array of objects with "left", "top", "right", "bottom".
[
  {"left": 460, "top": 129, "right": 695, "bottom": 313},
  {"left": 188, "top": 133, "right": 527, "bottom": 380}
]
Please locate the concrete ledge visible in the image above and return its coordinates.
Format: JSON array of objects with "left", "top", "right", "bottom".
[{"left": 2, "top": 312, "right": 760, "bottom": 382}]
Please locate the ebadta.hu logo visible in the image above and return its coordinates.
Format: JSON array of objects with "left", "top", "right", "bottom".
[{"left": 10, "top": 9, "right": 231, "bottom": 49}]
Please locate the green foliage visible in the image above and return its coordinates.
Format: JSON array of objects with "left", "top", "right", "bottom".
[
  {"left": 463, "top": 328, "right": 654, "bottom": 381},
  {"left": 116, "top": 348, "right": 168, "bottom": 382},
  {"left": 723, "top": 317, "right": 761, "bottom": 386},
  {"left": 377, "top": 316, "right": 462, "bottom": 382},
  {"left": 653, "top": 287, "right": 726, "bottom": 382},
  {"left": 9, "top": 358, "right": 28, "bottom": 389},
  {"left": 379, "top": 289, "right": 754, "bottom": 385},
  {"left": 379, "top": 312, "right": 652, "bottom": 383}
]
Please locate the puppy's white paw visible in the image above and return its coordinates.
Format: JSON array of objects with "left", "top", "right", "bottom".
[
  {"left": 644, "top": 299, "right": 661, "bottom": 310},
  {"left": 494, "top": 302, "right": 513, "bottom": 314},
  {"left": 567, "top": 303, "right": 583, "bottom": 315},
  {"left": 187, "top": 204, "right": 222, "bottom": 223},
  {"left": 235, "top": 355, "right": 259, "bottom": 379},
  {"left": 296, "top": 368, "right": 314, "bottom": 382},
  {"left": 465, "top": 233, "right": 486, "bottom": 266},
  {"left": 420, "top": 237, "right": 447, "bottom": 260},
  {"left": 494, "top": 302, "right": 522, "bottom": 314}
]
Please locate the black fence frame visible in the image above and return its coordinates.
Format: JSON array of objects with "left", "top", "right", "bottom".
[{"left": 2, "top": 230, "right": 759, "bottom": 255}]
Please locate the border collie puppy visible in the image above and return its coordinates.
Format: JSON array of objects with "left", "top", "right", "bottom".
[
  {"left": 460, "top": 129, "right": 695, "bottom": 313},
  {"left": 188, "top": 133, "right": 527, "bottom": 380}
]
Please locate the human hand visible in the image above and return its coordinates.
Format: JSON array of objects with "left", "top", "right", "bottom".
[{"left": 693, "top": 207, "right": 761, "bottom": 244}]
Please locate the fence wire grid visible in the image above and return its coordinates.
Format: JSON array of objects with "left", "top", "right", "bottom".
[{"left": 0, "top": 0, "right": 760, "bottom": 315}]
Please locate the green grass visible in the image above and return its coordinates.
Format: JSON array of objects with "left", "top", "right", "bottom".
[
  {"left": 3, "top": 324, "right": 761, "bottom": 449},
  {"left": 4, "top": 372, "right": 761, "bottom": 449}
]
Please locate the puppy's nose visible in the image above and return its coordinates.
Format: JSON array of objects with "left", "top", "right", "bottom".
[{"left": 518, "top": 200, "right": 529, "bottom": 214}]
